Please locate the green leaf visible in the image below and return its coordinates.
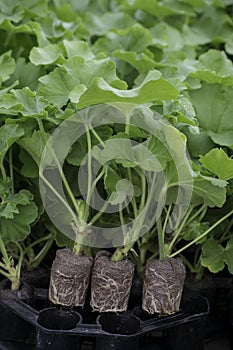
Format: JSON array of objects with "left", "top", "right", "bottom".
[
  {"left": 189, "top": 49, "right": 233, "bottom": 85},
  {"left": 181, "top": 126, "right": 215, "bottom": 158},
  {"left": 92, "top": 137, "right": 134, "bottom": 165},
  {"left": 77, "top": 70, "right": 179, "bottom": 108},
  {"left": 0, "top": 202, "right": 38, "bottom": 242},
  {"left": 29, "top": 44, "right": 65, "bottom": 65},
  {"left": 129, "top": 0, "right": 194, "bottom": 18},
  {"left": 7, "top": 57, "right": 43, "bottom": 90},
  {"left": 83, "top": 12, "right": 136, "bottom": 36},
  {"left": 114, "top": 50, "right": 157, "bottom": 73},
  {"left": 0, "top": 19, "right": 32, "bottom": 33},
  {"left": 63, "top": 40, "right": 94, "bottom": 60},
  {"left": 0, "top": 51, "right": 15, "bottom": 83},
  {"left": 150, "top": 22, "right": 184, "bottom": 51},
  {"left": 183, "top": 7, "right": 233, "bottom": 46},
  {"left": 201, "top": 238, "right": 225, "bottom": 272},
  {"left": 201, "top": 237, "right": 233, "bottom": 273},
  {"left": 93, "top": 24, "right": 153, "bottom": 55},
  {"left": 198, "top": 49, "right": 233, "bottom": 75},
  {"left": 19, "top": 149, "right": 39, "bottom": 178},
  {"left": 108, "top": 179, "right": 134, "bottom": 205},
  {"left": 223, "top": 237, "right": 233, "bottom": 274},
  {"left": 67, "top": 125, "right": 112, "bottom": 166},
  {"left": 12, "top": 87, "right": 48, "bottom": 117},
  {"left": 0, "top": 124, "right": 24, "bottom": 167},
  {"left": 64, "top": 57, "right": 123, "bottom": 88},
  {"left": 200, "top": 148, "right": 233, "bottom": 180},
  {"left": 189, "top": 84, "right": 233, "bottom": 147},
  {"left": 181, "top": 220, "right": 209, "bottom": 244},
  {"left": 17, "top": 130, "right": 49, "bottom": 166},
  {"left": 191, "top": 174, "right": 226, "bottom": 207},
  {"left": 0, "top": 189, "right": 32, "bottom": 219},
  {"left": 0, "top": 186, "right": 38, "bottom": 242},
  {"left": 54, "top": 229, "right": 74, "bottom": 248},
  {"left": 104, "top": 166, "right": 122, "bottom": 193},
  {"left": 39, "top": 67, "right": 77, "bottom": 107}
]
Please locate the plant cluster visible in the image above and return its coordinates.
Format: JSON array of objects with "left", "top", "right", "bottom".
[{"left": 0, "top": 0, "right": 233, "bottom": 313}]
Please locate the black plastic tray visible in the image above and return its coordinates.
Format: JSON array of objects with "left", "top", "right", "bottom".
[{"left": 0, "top": 289, "right": 209, "bottom": 350}]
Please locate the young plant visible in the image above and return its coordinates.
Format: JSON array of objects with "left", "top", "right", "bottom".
[{"left": 0, "top": 125, "right": 38, "bottom": 290}]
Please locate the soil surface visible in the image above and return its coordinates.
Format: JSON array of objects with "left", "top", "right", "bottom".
[
  {"left": 142, "top": 257, "right": 186, "bottom": 315},
  {"left": 0, "top": 279, "right": 34, "bottom": 300},
  {"left": 49, "top": 248, "right": 93, "bottom": 306},
  {"left": 90, "top": 250, "right": 135, "bottom": 312}
]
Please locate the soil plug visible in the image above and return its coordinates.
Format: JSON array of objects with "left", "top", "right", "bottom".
[
  {"left": 142, "top": 257, "right": 186, "bottom": 315},
  {"left": 49, "top": 248, "right": 93, "bottom": 307},
  {"left": 90, "top": 251, "right": 135, "bottom": 312}
]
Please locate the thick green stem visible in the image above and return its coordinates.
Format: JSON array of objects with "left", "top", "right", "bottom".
[
  {"left": 168, "top": 206, "right": 194, "bottom": 254},
  {"left": 185, "top": 204, "right": 207, "bottom": 227},
  {"left": 40, "top": 172, "right": 77, "bottom": 222},
  {"left": 0, "top": 164, "right": 7, "bottom": 182},
  {"left": 0, "top": 237, "right": 10, "bottom": 263},
  {"left": 111, "top": 243, "right": 132, "bottom": 262},
  {"left": 88, "top": 200, "right": 108, "bottom": 225},
  {"left": 157, "top": 217, "right": 165, "bottom": 260},
  {"left": 112, "top": 173, "right": 157, "bottom": 261},
  {"left": 136, "top": 168, "right": 146, "bottom": 213},
  {"left": 91, "top": 128, "right": 105, "bottom": 148},
  {"left": 125, "top": 113, "right": 130, "bottom": 135},
  {"left": 73, "top": 241, "right": 83, "bottom": 255},
  {"left": 120, "top": 60, "right": 126, "bottom": 80},
  {"left": 83, "top": 125, "right": 92, "bottom": 222},
  {"left": 9, "top": 148, "right": 14, "bottom": 193},
  {"left": 170, "top": 209, "right": 233, "bottom": 258},
  {"left": 89, "top": 167, "right": 105, "bottom": 202},
  {"left": 127, "top": 168, "right": 138, "bottom": 217},
  {"left": 37, "top": 119, "right": 80, "bottom": 218}
]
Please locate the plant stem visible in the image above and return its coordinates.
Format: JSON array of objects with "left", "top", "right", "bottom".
[
  {"left": 27, "top": 237, "right": 54, "bottom": 270},
  {"left": 170, "top": 209, "right": 233, "bottom": 258},
  {"left": 168, "top": 206, "right": 194, "bottom": 254},
  {"left": 162, "top": 204, "right": 172, "bottom": 234},
  {"left": 219, "top": 217, "right": 233, "bottom": 243},
  {"left": 0, "top": 237, "right": 10, "bottom": 263},
  {"left": 127, "top": 168, "right": 138, "bottom": 217},
  {"left": 136, "top": 168, "right": 146, "bottom": 213},
  {"left": 0, "top": 164, "right": 7, "bottom": 182},
  {"left": 125, "top": 112, "right": 130, "bottom": 135},
  {"left": 89, "top": 167, "right": 105, "bottom": 201},
  {"left": 39, "top": 172, "right": 77, "bottom": 222},
  {"left": 0, "top": 268, "right": 11, "bottom": 279},
  {"left": 37, "top": 119, "right": 80, "bottom": 218},
  {"left": 185, "top": 204, "right": 207, "bottom": 226},
  {"left": 9, "top": 148, "right": 14, "bottom": 193},
  {"left": 91, "top": 128, "right": 105, "bottom": 148},
  {"left": 83, "top": 124, "right": 92, "bottom": 222},
  {"left": 157, "top": 216, "right": 165, "bottom": 260},
  {"left": 88, "top": 200, "right": 108, "bottom": 225},
  {"left": 179, "top": 253, "right": 195, "bottom": 273},
  {"left": 14, "top": 242, "right": 24, "bottom": 290},
  {"left": 73, "top": 241, "right": 83, "bottom": 255}
]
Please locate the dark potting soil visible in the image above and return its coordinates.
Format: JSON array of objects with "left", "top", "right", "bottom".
[
  {"left": 90, "top": 250, "right": 135, "bottom": 312},
  {"left": 0, "top": 279, "right": 34, "bottom": 301},
  {"left": 49, "top": 249, "right": 93, "bottom": 307},
  {"left": 142, "top": 257, "right": 186, "bottom": 315}
]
